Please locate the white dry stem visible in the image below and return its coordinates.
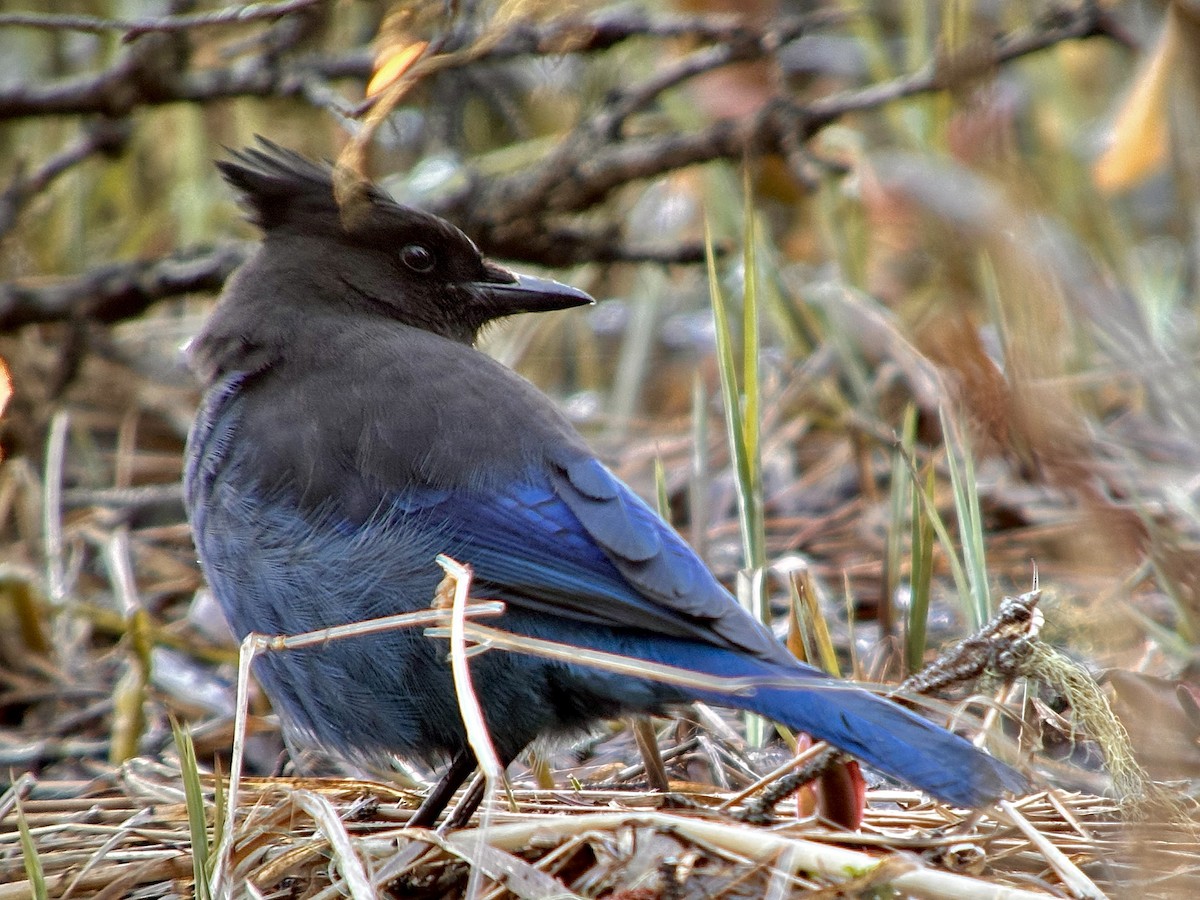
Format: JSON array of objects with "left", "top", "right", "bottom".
[
  {"left": 42, "top": 410, "right": 69, "bottom": 606},
  {"left": 998, "top": 799, "right": 1108, "bottom": 900},
  {"left": 452, "top": 812, "right": 1055, "bottom": 900},
  {"left": 438, "top": 553, "right": 503, "bottom": 900},
  {"left": 437, "top": 555, "right": 503, "bottom": 790},
  {"left": 292, "top": 790, "right": 374, "bottom": 900},
  {"left": 268, "top": 604, "right": 505, "bottom": 649},
  {"left": 103, "top": 526, "right": 140, "bottom": 615},
  {"left": 212, "top": 630, "right": 265, "bottom": 900},
  {"left": 434, "top": 621, "right": 793, "bottom": 694}
]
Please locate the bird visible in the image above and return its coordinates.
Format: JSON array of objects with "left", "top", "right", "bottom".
[{"left": 184, "top": 138, "right": 1026, "bottom": 827}]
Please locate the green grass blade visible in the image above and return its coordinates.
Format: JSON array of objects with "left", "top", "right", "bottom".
[
  {"left": 706, "top": 217, "right": 761, "bottom": 572},
  {"left": 653, "top": 456, "right": 669, "bottom": 519},
  {"left": 173, "top": 718, "right": 212, "bottom": 900},
  {"left": 884, "top": 406, "right": 917, "bottom": 643},
  {"left": 15, "top": 795, "right": 48, "bottom": 900},
  {"left": 738, "top": 188, "right": 767, "bottom": 586},
  {"left": 901, "top": 442, "right": 972, "bottom": 622},
  {"left": 707, "top": 206, "right": 768, "bottom": 747},
  {"left": 940, "top": 405, "right": 990, "bottom": 630},
  {"left": 908, "top": 463, "right": 936, "bottom": 674},
  {"left": 885, "top": 405, "right": 927, "bottom": 673},
  {"left": 740, "top": 176, "right": 762, "bottom": 531}
]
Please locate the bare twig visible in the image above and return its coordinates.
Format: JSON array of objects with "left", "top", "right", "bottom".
[
  {"left": 0, "top": 119, "right": 130, "bottom": 239},
  {"left": 445, "top": 1, "right": 1109, "bottom": 250},
  {"left": 804, "top": 1, "right": 1107, "bottom": 128},
  {"left": 0, "top": 0, "right": 324, "bottom": 42},
  {"left": 0, "top": 4, "right": 1104, "bottom": 123},
  {"left": 0, "top": 42, "right": 365, "bottom": 121},
  {"left": 443, "top": 10, "right": 827, "bottom": 61},
  {"left": 0, "top": 10, "right": 822, "bottom": 123},
  {"left": 549, "top": 15, "right": 821, "bottom": 138},
  {"left": 0, "top": 244, "right": 250, "bottom": 331},
  {"left": 0, "top": 3, "right": 1111, "bottom": 330}
]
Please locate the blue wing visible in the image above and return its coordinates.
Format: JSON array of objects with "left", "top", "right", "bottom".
[
  {"left": 392, "top": 453, "right": 789, "bottom": 664},
  {"left": 387, "top": 461, "right": 1027, "bottom": 807}
]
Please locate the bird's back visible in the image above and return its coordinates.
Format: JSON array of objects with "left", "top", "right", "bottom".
[{"left": 192, "top": 307, "right": 575, "bottom": 510}]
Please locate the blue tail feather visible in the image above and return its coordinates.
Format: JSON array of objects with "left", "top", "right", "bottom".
[
  {"left": 735, "top": 677, "right": 1022, "bottom": 806},
  {"left": 557, "top": 631, "right": 1025, "bottom": 808},
  {"left": 687, "top": 656, "right": 1024, "bottom": 807}
]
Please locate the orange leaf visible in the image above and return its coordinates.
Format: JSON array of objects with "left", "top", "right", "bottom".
[
  {"left": 367, "top": 39, "right": 429, "bottom": 99},
  {"left": 1093, "top": 8, "right": 1178, "bottom": 192}
]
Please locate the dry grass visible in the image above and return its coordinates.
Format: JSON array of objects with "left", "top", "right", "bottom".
[{"left": 5, "top": 759, "right": 1197, "bottom": 898}]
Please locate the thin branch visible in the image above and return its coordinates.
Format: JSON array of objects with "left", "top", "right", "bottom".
[
  {"left": 0, "top": 10, "right": 829, "bottom": 122},
  {"left": 580, "top": 240, "right": 713, "bottom": 266},
  {"left": 0, "top": 4, "right": 1106, "bottom": 123},
  {"left": 436, "top": 10, "right": 832, "bottom": 63},
  {"left": 453, "top": 0, "right": 1108, "bottom": 230},
  {"left": 0, "top": 119, "right": 130, "bottom": 239},
  {"left": 0, "top": 43, "right": 364, "bottom": 120},
  {"left": 0, "top": 0, "right": 324, "bottom": 42},
  {"left": 0, "top": 244, "right": 250, "bottom": 331},
  {"left": 596, "top": 16, "right": 815, "bottom": 136},
  {"left": 804, "top": 1, "right": 1107, "bottom": 128},
  {"left": 479, "top": 225, "right": 715, "bottom": 268},
  {"left": 0, "top": 3, "right": 1113, "bottom": 327}
]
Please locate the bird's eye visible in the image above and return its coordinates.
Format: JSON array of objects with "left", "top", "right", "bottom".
[{"left": 401, "top": 244, "right": 435, "bottom": 273}]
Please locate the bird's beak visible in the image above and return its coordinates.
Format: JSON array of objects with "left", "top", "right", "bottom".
[{"left": 474, "top": 270, "right": 594, "bottom": 315}]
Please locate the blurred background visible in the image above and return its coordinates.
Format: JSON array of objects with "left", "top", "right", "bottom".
[{"left": 2, "top": 0, "right": 1200, "bottom": 890}]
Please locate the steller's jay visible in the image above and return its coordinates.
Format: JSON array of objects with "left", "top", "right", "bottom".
[{"left": 185, "top": 140, "right": 1025, "bottom": 826}]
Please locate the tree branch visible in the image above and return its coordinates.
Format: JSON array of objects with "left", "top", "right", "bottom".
[
  {"left": 0, "top": 2, "right": 1114, "bottom": 326},
  {"left": 0, "top": 0, "right": 324, "bottom": 42},
  {"left": 0, "top": 42, "right": 365, "bottom": 120},
  {"left": 0, "top": 119, "right": 130, "bottom": 239},
  {"left": 438, "top": 0, "right": 1110, "bottom": 248},
  {"left": 804, "top": 1, "right": 1108, "bottom": 128},
  {"left": 0, "top": 10, "right": 831, "bottom": 122},
  {"left": 0, "top": 244, "right": 250, "bottom": 331}
]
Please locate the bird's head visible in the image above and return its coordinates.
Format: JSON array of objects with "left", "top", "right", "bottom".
[{"left": 215, "top": 139, "right": 592, "bottom": 344}]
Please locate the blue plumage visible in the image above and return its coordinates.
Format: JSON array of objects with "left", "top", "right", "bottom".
[{"left": 186, "top": 140, "right": 1026, "bottom": 826}]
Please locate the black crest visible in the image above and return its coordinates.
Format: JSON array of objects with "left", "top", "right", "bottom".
[{"left": 217, "top": 137, "right": 385, "bottom": 233}]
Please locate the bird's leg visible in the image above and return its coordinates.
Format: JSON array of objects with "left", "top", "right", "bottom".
[
  {"left": 442, "top": 746, "right": 522, "bottom": 829},
  {"left": 407, "top": 748, "right": 478, "bottom": 828},
  {"left": 443, "top": 772, "right": 487, "bottom": 829}
]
